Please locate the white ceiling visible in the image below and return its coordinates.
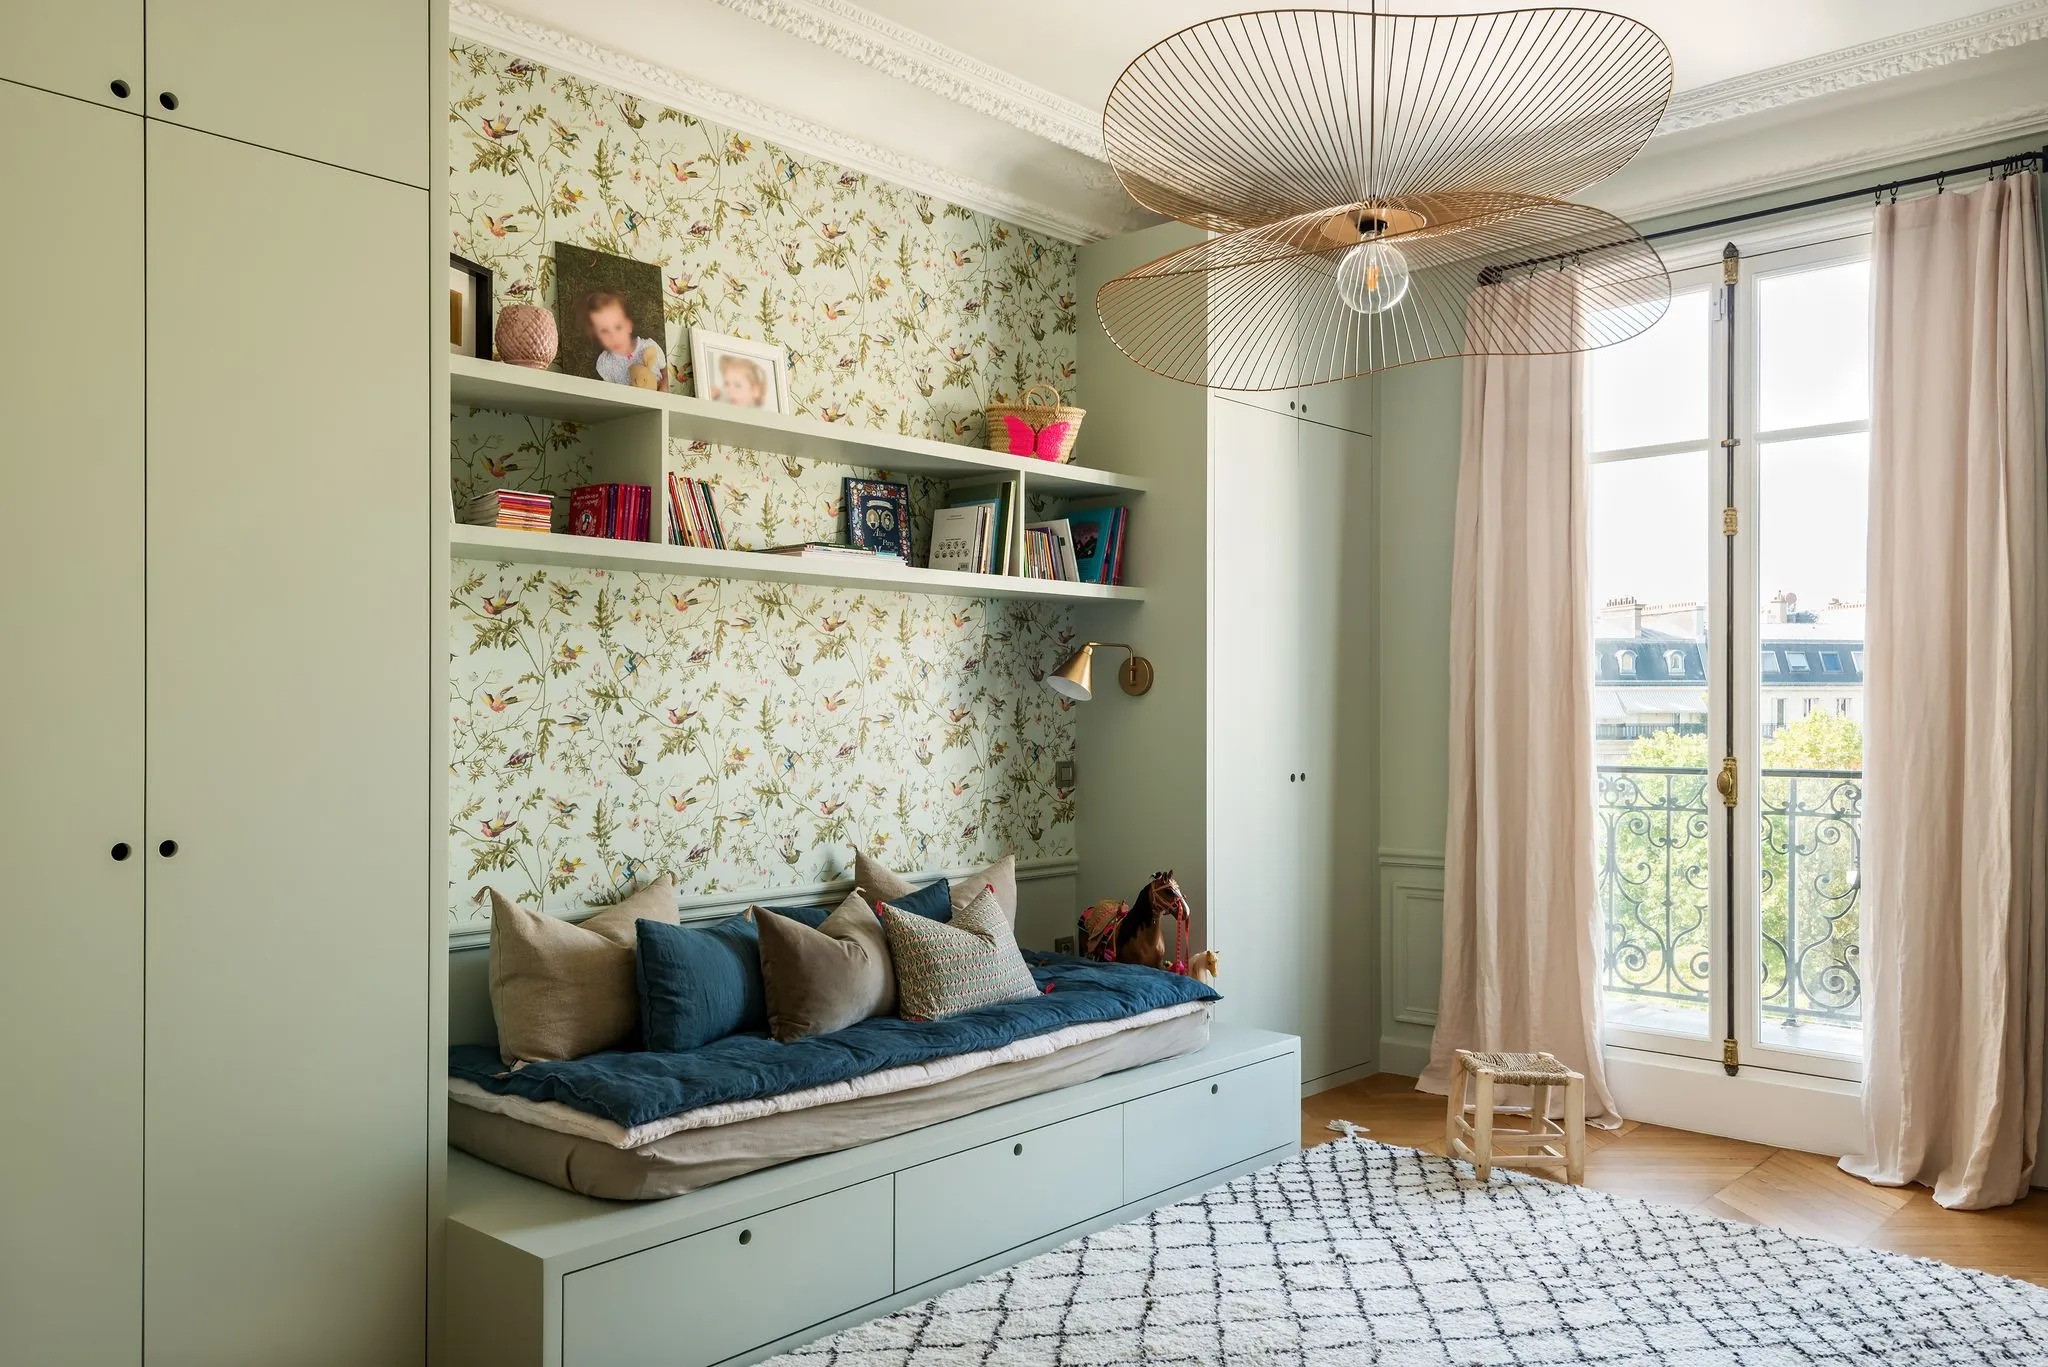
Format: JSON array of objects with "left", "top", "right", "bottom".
[{"left": 457, "top": 0, "right": 2048, "bottom": 241}]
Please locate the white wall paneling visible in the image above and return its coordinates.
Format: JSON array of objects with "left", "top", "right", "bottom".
[{"left": 1376, "top": 851, "right": 1444, "bottom": 1080}]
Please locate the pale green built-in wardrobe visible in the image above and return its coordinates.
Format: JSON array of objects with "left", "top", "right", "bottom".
[{"left": 0, "top": 3, "right": 439, "bottom": 1363}]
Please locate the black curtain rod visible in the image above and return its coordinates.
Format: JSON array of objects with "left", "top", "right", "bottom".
[{"left": 1478, "top": 144, "right": 2048, "bottom": 283}]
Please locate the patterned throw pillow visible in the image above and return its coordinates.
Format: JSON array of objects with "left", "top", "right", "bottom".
[
  {"left": 877, "top": 883, "right": 1039, "bottom": 1021},
  {"left": 855, "top": 848, "right": 1018, "bottom": 926}
]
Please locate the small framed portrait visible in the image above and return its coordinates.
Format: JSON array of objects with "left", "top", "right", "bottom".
[
  {"left": 690, "top": 329, "right": 789, "bottom": 414},
  {"left": 449, "top": 254, "right": 492, "bottom": 358},
  {"left": 553, "top": 243, "right": 667, "bottom": 390}
]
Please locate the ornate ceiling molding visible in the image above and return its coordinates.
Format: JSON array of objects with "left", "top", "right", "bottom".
[
  {"left": 448, "top": 0, "right": 1124, "bottom": 243},
  {"left": 1660, "top": 0, "right": 2048, "bottom": 133},
  {"left": 708, "top": 0, "right": 1106, "bottom": 159},
  {"left": 1610, "top": 100, "right": 2048, "bottom": 223}
]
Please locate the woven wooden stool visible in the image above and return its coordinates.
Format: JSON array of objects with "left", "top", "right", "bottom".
[{"left": 1446, "top": 1049, "right": 1586, "bottom": 1183}]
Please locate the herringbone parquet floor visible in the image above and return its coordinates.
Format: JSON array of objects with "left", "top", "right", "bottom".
[{"left": 1303, "top": 1072, "right": 2048, "bottom": 1288}]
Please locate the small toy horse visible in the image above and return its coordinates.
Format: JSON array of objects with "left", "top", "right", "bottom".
[{"left": 1078, "top": 870, "right": 1220, "bottom": 984}]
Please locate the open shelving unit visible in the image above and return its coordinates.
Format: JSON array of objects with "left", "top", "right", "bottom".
[{"left": 449, "top": 356, "right": 1145, "bottom": 603}]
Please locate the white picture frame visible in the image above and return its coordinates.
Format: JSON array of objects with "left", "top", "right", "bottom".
[{"left": 689, "top": 329, "right": 790, "bottom": 414}]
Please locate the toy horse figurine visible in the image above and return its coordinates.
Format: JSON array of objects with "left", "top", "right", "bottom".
[{"left": 1078, "top": 870, "right": 1220, "bottom": 984}]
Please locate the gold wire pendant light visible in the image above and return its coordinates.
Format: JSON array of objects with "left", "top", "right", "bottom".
[{"left": 1096, "top": 5, "right": 1677, "bottom": 388}]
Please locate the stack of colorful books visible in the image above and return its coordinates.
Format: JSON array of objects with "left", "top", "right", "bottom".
[
  {"left": 667, "top": 474, "right": 727, "bottom": 550},
  {"left": 459, "top": 488, "right": 553, "bottom": 533},
  {"left": 759, "top": 542, "right": 904, "bottom": 562},
  {"left": 568, "top": 484, "right": 651, "bottom": 541},
  {"left": 1076, "top": 505, "right": 1129, "bottom": 585}
]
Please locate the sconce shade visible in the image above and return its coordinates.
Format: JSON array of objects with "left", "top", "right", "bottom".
[{"left": 1047, "top": 645, "right": 1095, "bottom": 701}]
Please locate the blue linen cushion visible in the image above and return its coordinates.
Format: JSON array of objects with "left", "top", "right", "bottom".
[
  {"left": 888, "top": 876, "right": 954, "bottom": 924},
  {"left": 636, "top": 913, "right": 767, "bottom": 1051}
]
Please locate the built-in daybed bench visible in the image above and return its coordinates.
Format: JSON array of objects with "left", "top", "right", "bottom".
[{"left": 446, "top": 1024, "right": 1299, "bottom": 1367}]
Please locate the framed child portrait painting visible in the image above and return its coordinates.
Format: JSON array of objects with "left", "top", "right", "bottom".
[
  {"left": 552, "top": 243, "right": 667, "bottom": 390},
  {"left": 689, "top": 329, "right": 789, "bottom": 414}
]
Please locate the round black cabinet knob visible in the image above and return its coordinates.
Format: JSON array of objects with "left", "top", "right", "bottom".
[
  {"left": 158, "top": 839, "right": 179, "bottom": 858},
  {"left": 1210, "top": 1083, "right": 1220, "bottom": 1095},
  {"left": 110, "top": 80, "right": 131, "bottom": 99},
  {"left": 1013, "top": 1143, "right": 1024, "bottom": 1156},
  {"left": 737, "top": 1229, "right": 753, "bottom": 1246},
  {"left": 111, "top": 842, "right": 132, "bottom": 861},
  {"left": 158, "top": 91, "right": 179, "bottom": 110}
]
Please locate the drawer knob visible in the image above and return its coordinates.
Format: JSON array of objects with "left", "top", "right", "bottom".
[
  {"left": 110, "top": 80, "right": 131, "bottom": 99},
  {"left": 1210, "top": 1083, "right": 1220, "bottom": 1095},
  {"left": 158, "top": 91, "right": 180, "bottom": 110},
  {"left": 111, "top": 842, "right": 132, "bottom": 861},
  {"left": 737, "top": 1229, "right": 752, "bottom": 1246},
  {"left": 1013, "top": 1142, "right": 1024, "bottom": 1156},
  {"left": 158, "top": 839, "right": 179, "bottom": 858}
]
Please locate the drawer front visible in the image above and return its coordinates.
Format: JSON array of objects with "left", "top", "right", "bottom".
[
  {"left": 1122, "top": 1053, "right": 1299, "bottom": 1200},
  {"left": 562, "top": 1176, "right": 893, "bottom": 1367},
  {"left": 895, "top": 1106, "right": 1122, "bottom": 1289}
]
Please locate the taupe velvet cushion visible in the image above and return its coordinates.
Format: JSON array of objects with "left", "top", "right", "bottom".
[
  {"left": 755, "top": 892, "right": 894, "bottom": 1042},
  {"left": 854, "top": 849, "right": 1017, "bottom": 926},
  {"left": 488, "top": 875, "right": 678, "bottom": 1065}
]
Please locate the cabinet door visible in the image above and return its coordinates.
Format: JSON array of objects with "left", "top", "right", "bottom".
[
  {"left": 144, "top": 124, "right": 428, "bottom": 1365},
  {"left": 1207, "top": 398, "right": 1305, "bottom": 1041},
  {"left": 0, "top": 82, "right": 145, "bottom": 1367},
  {"left": 1295, "top": 421, "right": 1377, "bottom": 1083},
  {"left": 146, "top": 0, "right": 426, "bottom": 186},
  {"left": 0, "top": 0, "right": 142, "bottom": 112}
]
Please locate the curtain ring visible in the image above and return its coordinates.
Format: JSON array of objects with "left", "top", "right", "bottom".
[{"left": 1935, "top": 173, "right": 1947, "bottom": 194}]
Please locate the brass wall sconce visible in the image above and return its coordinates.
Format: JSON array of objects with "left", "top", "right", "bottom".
[{"left": 1046, "top": 642, "right": 1154, "bottom": 701}]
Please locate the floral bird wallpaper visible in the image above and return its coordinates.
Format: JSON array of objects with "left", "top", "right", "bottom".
[{"left": 447, "top": 40, "right": 1084, "bottom": 928}]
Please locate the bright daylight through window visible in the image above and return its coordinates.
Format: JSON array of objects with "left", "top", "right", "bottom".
[{"left": 1587, "top": 243, "right": 1870, "bottom": 1079}]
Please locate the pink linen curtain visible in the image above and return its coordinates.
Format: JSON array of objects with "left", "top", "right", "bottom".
[
  {"left": 1841, "top": 172, "right": 2048, "bottom": 1209},
  {"left": 1418, "top": 278, "right": 1620, "bottom": 1121}
]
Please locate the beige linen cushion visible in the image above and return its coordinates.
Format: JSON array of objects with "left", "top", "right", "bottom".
[
  {"left": 854, "top": 849, "right": 1017, "bottom": 926},
  {"left": 488, "top": 875, "right": 678, "bottom": 1065},
  {"left": 755, "top": 892, "right": 894, "bottom": 1042},
  {"left": 877, "top": 884, "right": 1040, "bottom": 1021}
]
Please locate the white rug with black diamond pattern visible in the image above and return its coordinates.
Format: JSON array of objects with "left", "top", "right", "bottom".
[{"left": 767, "top": 1137, "right": 2048, "bottom": 1365}]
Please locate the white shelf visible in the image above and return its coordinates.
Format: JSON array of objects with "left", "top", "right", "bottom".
[
  {"left": 450, "top": 355, "right": 1145, "bottom": 499},
  {"left": 449, "top": 525, "right": 1146, "bottom": 604}
]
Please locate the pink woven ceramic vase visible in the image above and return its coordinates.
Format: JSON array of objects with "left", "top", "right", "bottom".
[{"left": 496, "top": 303, "right": 557, "bottom": 369}]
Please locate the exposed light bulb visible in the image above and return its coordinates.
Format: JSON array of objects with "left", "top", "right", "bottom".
[{"left": 1336, "top": 239, "right": 1411, "bottom": 314}]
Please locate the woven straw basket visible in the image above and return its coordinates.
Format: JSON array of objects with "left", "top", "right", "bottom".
[{"left": 983, "top": 383, "right": 1085, "bottom": 464}]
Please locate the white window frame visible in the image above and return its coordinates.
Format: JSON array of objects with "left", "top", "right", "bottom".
[{"left": 1587, "top": 229, "right": 1871, "bottom": 1083}]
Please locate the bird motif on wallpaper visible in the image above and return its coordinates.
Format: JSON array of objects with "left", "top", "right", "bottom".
[
  {"left": 504, "top": 750, "right": 533, "bottom": 769},
  {"left": 559, "top": 712, "right": 589, "bottom": 733},
  {"left": 685, "top": 844, "right": 711, "bottom": 866},
  {"left": 687, "top": 646, "right": 713, "bottom": 666},
  {"left": 819, "top": 222, "right": 847, "bottom": 241},
  {"left": 950, "top": 781, "right": 971, "bottom": 797},
  {"left": 555, "top": 856, "right": 584, "bottom": 876},
  {"left": 818, "top": 799, "right": 847, "bottom": 817},
  {"left": 950, "top": 250, "right": 972, "bottom": 268},
  {"left": 779, "top": 836, "right": 802, "bottom": 866},
  {"left": 547, "top": 582, "right": 578, "bottom": 609},
  {"left": 915, "top": 740, "right": 933, "bottom": 767},
  {"left": 667, "top": 793, "right": 698, "bottom": 814},
  {"left": 667, "top": 160, "right": 701, "bottom": 183},
  {"left": 504, "top": 280, "right": 535, "bottom": 298},
  {"left": 616, "top": 649, "right": 643, "bottom": 675},
  {"left": 479, "top": 813, "right": 517, "bottom": 839},
  {"left": 483, "top": 690, "right": 519, "bottom": 712},
  {"left": 549, "top": 798, "right": 579, "bottom": 818},
  {"left": 821, "top": 301, "right": 848, "bottom": 321},
  {"left": 947, "top": 706, "right": 972, "bottom": 724},
  {"left": 666, "top": 274, "right": 699, "bottom": 300},
  {"left": 484, "top": 214, "right": 518, "bottom": 237},
  {"left": 819, "top": 614, "right": 847, "bottom": 634},
  {"left": 834, "top": 742, "right": 857, "bottom": 760},
  {"left": 821, "top": 691, "right": 849, "bottom": 713},
  {"left": 483, "top": 456, "right": 519, "bottom": 479},
  {"left": 774, "top": 158, "right": 799, "bottom": 184},
  {"left": 556, "top": 643, "right": 585, "bottom": 665},
  {"left": 612, "top": 206, "right": 644, "bottom": 242},
  {"left": 479, "top": 592, "right": 517, "bottom": 617},
  {"left": 554, "top": 186, "right": 584, "bottom": 211},
  {"left": 818, "top": 405, "right": 847, "bottom": 424},
  {"left": 960, "top": 823, "right": 980, "bottom": 842},
  {"left": 617, "top": 96, "right": 645, "bottom": 129},
  {"left": 668, "top": 591, "right": 700, "bottom": 613},
  {"left": 480, "top": 112, "right": 518, "bottom": 140},
  {"left": 617, "top": 746, "right": 643, "bottom": 776},
  {"left": 664, "top": 706, "right": 697, "bottom": 726},
  {"left": 549, "top": 121, "right": 579, "bottom": 146},
  {"left": 688, "top": 221, "right": 712, "bottom": 239},
  {"left": 504, "top": 58, "right": 538, "bottom": 77}
]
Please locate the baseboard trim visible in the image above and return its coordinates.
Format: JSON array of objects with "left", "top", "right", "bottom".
[
  {"left": 1303, "top": 1060, "right": 1379, "bottom": 1096},
  {"left": 1377, "top": 1035, "right": 1433, "bottom": 1079}
]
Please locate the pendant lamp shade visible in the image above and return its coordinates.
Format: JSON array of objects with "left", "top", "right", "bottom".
[{"left": 1096, "top": 7, "right": 1676, "bottom": 387}]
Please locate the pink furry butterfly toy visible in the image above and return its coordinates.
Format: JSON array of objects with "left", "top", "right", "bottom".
[
  {"left": 983, "top": 382, "right": 1085, "bottom": 465},
  {"left": 1077, "top": 870, "right": 1220, "bottom": 985}
]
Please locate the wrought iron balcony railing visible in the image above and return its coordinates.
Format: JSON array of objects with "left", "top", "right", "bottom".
[{"left": 1595, "top": 764, "right": 1863, "bottom": 1029}]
